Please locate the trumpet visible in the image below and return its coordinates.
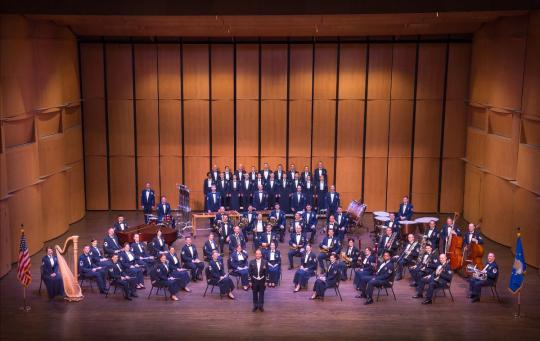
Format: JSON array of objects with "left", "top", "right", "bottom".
[
  {"left": 466, "top": 264, "right": 487, "bottom": 280},
  {"left": 237, "top": 217, "right": 249, "bottom": 230}
]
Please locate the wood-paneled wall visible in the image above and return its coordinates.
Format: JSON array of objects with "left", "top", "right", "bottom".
[
  {"left": 81, "top": 38, "right": 471, "bottom": 214},
  {"left": 0, "top": 15, "right": 85, "bottom": 277},
  {"left": 464, "top": 12, "right": 540, "bottom": 267}
]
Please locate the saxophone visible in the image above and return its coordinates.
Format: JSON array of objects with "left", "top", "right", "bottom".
[{"left": 340, "top": 251, "right": 352, "bottom": 267}]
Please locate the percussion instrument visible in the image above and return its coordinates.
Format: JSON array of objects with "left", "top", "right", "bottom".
[
  {"left": 117, "top": 224, "right": 177, "bottom": 245},
  {"left": 346, "top": 200, "right": 367, "bottom": 226},
  {"left": 373, "top": 211, "right": 390, "bottom": 217},
  {"left": 146, "top": 214, "right": 158, "bottom": 223},
  {"left": 374, "top": 216, "right": 391, "bottom": 222},
  {"left": 399, "top": 220, "right": 418, "bottom": 236}
]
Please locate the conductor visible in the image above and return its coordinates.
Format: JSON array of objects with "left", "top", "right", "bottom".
[{"left": 249, "top": 249, "right": 268, "bottom": 312}]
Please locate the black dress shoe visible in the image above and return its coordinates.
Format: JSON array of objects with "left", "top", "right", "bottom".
[
  {"left": 355, "top": 293, "right": 366, "bottom": 298},
  {"left": 471, "top": 297, "right": 480, "bottom": 303},
  {"left": 124, "top": 296, "right": 132, "bottom": 301},
  {"left": 412, "top": 294, "right": 423, "bottom": 299},
  {"left": 288, "top": 266, "right": 294, "bottom": 270},
  {"left": 259, "top": 307, "right": 264, "bottom": 312},
  {"left": 409, "top": 283, "right": 417, "bottom": 287},
  {"left": 421, "top": 299, "right": 432, "bottom": 305},
  {"left": 131, "top": 293, "right": 138, "bottom": 298},
  {"left": 364, "top": 298, "right": 373, "bottom": 305},
  {"left": 252, "top": 307, "right": 258, "bottom": 312}
]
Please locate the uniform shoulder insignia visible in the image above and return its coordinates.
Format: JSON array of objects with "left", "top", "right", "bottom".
[
  {"left": 157, "top": 269, "right": 160, "bottom": 272},
  {"left": 79, "top": 261, "right": 84, "bottom": 266},
  {"left": 108, "top": 268, "right": 113, "bottom": 272},
  {"left": 493, "top": 268, "right": 497, "bottom": 273},
  {"left": 388, "top": 269, "right": 392, "bottom": 273},
  {"left": 104, "top": 242, "right": 108, "bottom": 246},
  {"left": 448, "top": 270, "right": 452, "bottom": 274}
]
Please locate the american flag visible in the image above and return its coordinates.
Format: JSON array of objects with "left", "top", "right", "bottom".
[{"left": 17, "top": 230, "right": 32, "bottom": 287}]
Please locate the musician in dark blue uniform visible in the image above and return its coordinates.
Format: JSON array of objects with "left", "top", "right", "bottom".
[
  {"left": 314, "top": 161, "right": 328, "bottom": 186},
  {"left": 41, "top": 247, "right": 64, "bottom": 299},
  {"left": 165, "top": 246, "right": 192, "bottom": 289},
  {"left": 203, "top": 233, "right": 220, "bottom": 261},
  {"left": 409, "top": 244, "right": 438, "bottom": 288},
  {"left": 318, "top": 229, "right": 340, "bottom": 272},
  {"left": 207, "top": 250, "right": 235, "bottom": 299},
  {"left": 150, "top": 229, "right": 168, "bottom": 256},
  {"left": 119, "top": 243, "right": 145, "bottom": 289},
  {"left": 303, "top": 174, "right": 315, "bottom": 207},
  {"left": 303, "top": 204, "right": 318, "bottom": 244},
  {"left": 157, "top": 196, "right": 172, "bottom": 222},
  {"left": 130, "top": 233, "right": 156, "bottom": 273},
  {"left": 181, "top": 237, "right": 205, "bottom": 281},
  {"left": 463, "top": 223, "right": 484, "bottom": 247},
  {"left": 263, "top": 242, "right": 281, "bottom": 287},
  {"left": 385, "top": 212, "right": 400, "bottom": 235},
  {"left": 334, "top": 206, "right": 349, "bottom": 243},
  {"left": 227, "top": 174, "right": 241, "bottom": 211},
  {"left": 397, "top": 196, "right": 414, "bottom": 221},
  {"left": 293, "top": 244, "right": 318, "bottom": 292},
  {"left": 357, "top": 252, "right": 395, "bottom": 305},
  {"left": 108, "top": 254, "right": 138, "bottom": 300},
  {"left": 228, "top": 226, "right": 247, "bottom": 253},
  {"left": 154, "top": 254, "right": 182, "bottom": 301},
  {"left": 89, "top": 239, "right": 111, "bottom": 267},
  {"left": 468, "top": 252, "right": 498, "bottom": 303},
  {"left": 353, "top": 247, "right": 377, "bottom": 290},
  {"left": 413, "top": 253, "right": 453, "bottom": 304},
  {"left": 290, "top": 185, "right": 306, "bottom": 214},
  {"left": 259, "top": 224, "right": 278, "bottom": 250},
  {"left": 248, "top": 249, "right": 268, "bottom": 312},
  {"left": 252, "top": 184, "right": 269, "bottom": 211},
  {"left": 339, "top": 238, "right": 360, "bottom": 280},
  {"left": 113, "top": 215, "right": 129, "bottom": 232},
  {"left": 269, "top": 203, "right": 286, "bottom": 242},
  {"left": 378, "top": 227, "right": 399, "bottom": 256},
  {"left": 277, "top": 173, "right": 291, "bottom": 213},
  {"left": 395, "top": 234, "right": 420, "bottom": 281},
  {"left": 310, "top": 253, "right": 340, "bottom": 300},
  {"left": 423, "top": 220, "right": 440, "bottom": 250},
  {"left": 216, "top": 173, "right": 230, "bottom": 208},
  {"left": 440, "top": 217, "right": 462, "bottom": 253},
  {"left": 315, "top": 174, "right": 328, "bottom": 211},
  {"left": 231, "top": 245, "right": 250, "bottom": 290},
  {"left": 141, "top": 182, "right": 155, "bottom": 223},
  {"left": 288, "top": 225, "right": 307, "bottom": 269},
  {"left": 324, "top": 185, "right": 340, "bottom": 218},
  {"left": 103, "top": 227, "right": 121, "bottom": 257},
  {"left": 266, "top": 173, "right": 279, "bottom": 208},
  {"left": 218, "top": 215, "right": 233, "bottom": 253},
  {"left": 79, "top": 245, "right": 107, "bottom": 294},
  {"left": 240, "top": 173, "right": 253, "bottom": 210},
  {"left": 289, "top": 212, "right": 306, "bottom": 237}
]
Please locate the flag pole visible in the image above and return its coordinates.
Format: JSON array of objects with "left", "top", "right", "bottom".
[
  {"left": 513, "top": 227, "right": 521, "bottom": 319},
  {"left": 19, "top": 225, "right": 31, "bottom": 312}
]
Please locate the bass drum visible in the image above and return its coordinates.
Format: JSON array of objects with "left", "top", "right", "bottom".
[{"left": 346, "top": 200, "right": 367, "bottom": 226}]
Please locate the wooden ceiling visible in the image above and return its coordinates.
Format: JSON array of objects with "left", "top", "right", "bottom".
[{"left": 28, "top": 11, "right": 527, "bottom": 37}]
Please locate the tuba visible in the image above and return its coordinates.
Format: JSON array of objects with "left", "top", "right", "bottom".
[{"left": 466, "top": 264, "right": 487, "bottom": 280}]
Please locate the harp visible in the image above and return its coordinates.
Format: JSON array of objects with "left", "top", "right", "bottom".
[{"left": 55, "top": 235, "right": 84, "bottom": 302}]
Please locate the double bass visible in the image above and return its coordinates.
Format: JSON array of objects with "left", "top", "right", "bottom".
[
  {"left": 463, "top": 221, "right": 485, "bottom": 277},
  {"left": 446, "top": 212, "right": 464, "bottom": 271}
]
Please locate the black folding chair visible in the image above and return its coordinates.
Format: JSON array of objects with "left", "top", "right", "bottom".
[
  {"left": 202, "top": 267, "right": 224, "bottom": 299},
  {"left": 433, "top": 283, "right": 454, "bottom": 302},
  {"left": 147, "top": 270, "right": 168, "bottom": 301},
  {"left": 376, "top": 271, "right": 397, "bottom": 302}
]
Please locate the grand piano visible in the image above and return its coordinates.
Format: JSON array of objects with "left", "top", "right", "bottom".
[{"left": 116, "top": 223, "right": 177, "bottom": 245}]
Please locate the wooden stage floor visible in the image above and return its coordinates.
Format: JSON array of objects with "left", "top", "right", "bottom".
[{"left": 1, "top": 211, "right": 539, "bottom": 340}]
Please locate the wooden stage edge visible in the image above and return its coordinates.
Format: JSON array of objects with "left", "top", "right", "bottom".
[{"left": 1, "top": 211, "right": 539, "bottom": 340}]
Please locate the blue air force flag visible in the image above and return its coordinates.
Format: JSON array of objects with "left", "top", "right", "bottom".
[{"left": 508, "top": 233, "right": 526, "bottom": 294}]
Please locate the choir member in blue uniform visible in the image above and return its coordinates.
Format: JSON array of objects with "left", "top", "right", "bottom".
[
  {"left": 130, "top": 233, "right": 156, "bottom": 273},
  {"left": 314, "top": 161, "right": 328, "bottom": 185},
  {"left": 253, "top": 173, "right": 266, "bottom": 193},
  {"left": 310, "top": 253, "right": 340, "bottom": 300},
  {"left": 325, "top": 215, "right": 337, "bottom": 235},
  {"left": 89, "top": 239, "right": 111, "bottom": 267},
  {"left": 223, "top": 165, "right": 233, "bottom": 182},
  {"left": 181, "top": 237, "right": 205, "bottom": 281},
  {"left": 339, "top": 238, "right": 360, "bottom": 280},
  {"left": 79, "top": 245, "right": 107, "bottom": 294},
  {"left": 252, "top": 184, "right": 269, "bottom": 211},
  {"left": 207, "top": 250, "right": 235, "bottom": 299},
  {"left": 269, "top": 203, "right": 286, "bottom": 242},
  {"left": 303, "top": 204, "right": 318, "bottom": 244},
  {"left": 353, "top": 247, "right": 377, "bottom": 290},
  {"left": 260, "top": 162, "right": 272, "bottom": 182},
  {"left": 141, "top": 182, "right": 155, "bottom": 223},
  {"left": 203, "top": 233, "right": 220, "bottom": 261},
  {"left": 240, "top": 173, "right": 253, "bottom": 210},
  {"left": 235, "top": 163, "right": 246, "bottom": 181},
  {"left": 334, "top": 206, "right": 349, "bottom": 243},
  {"left": 288, "top": 225, "right": 307, "bottom": 269},
  {"left": 274, "top": 164, "right": 285, "bottom": 183},
  {"left": 248, "top": 249, "right": 268, "bottom": 312},
  {"left": 108, "top": 254, "right": 138, "bottom": 300},
  {"left": 278, "top": 173, "right": 291, "bottom": 213},
  {"left": 119, "top": 243, "right": 145, "bottom": 289},
  {"left": 41, "top": 247, "right": 64, "bottom": 299},
  {"left": 150, "top": 229, "right": 168, "bottom": 256},
  {"left": 157, "top": 196, "right": 172, "bottom": 222},
  {"left": 113, "top": 215, "right": 129, "bottom": 232},
  {"left": 203, "top": 172, "right": 214, "bottom": 211},
  {"left": 315, "top": 174, "right": 328, "bottom": 211},
  {"left": 293, "top": 244, "right": 318, "bottom": 292},
  {"left": 263, "top": 242, "right": 281, "bottom": 287},
  {"left": 395, "top": 234, "right": 420, "bottom": 281},
  {"left": 231, "top": 245, "right": 250, "bottom": 290},
  {"left": 206, "top": 185, "right": 221, "bottom": 214},
  {"left": 154, "top": 254, "right": 182, "bottom": 301},
  {"left": 357, "top": 251, "right": 395, "bottom": 305},
  {"left": 440, "top": 216, "right": 462, "bottom": 253},
  {"left": 287, "top": 164, "right": 297, "bottom": 183},
  {"left": 103, "top": 227, "right": 121, "bottom": 257},
  {"left": 300, "top": 165, "right": 311, "bottom": 184},
  {"left": 303, "top": 174, "right": 315, "bottom": 207},
  {"left": 290, "top": 185, "right": 306, "bottom": 214},
  {"left": 266, "top": 173, "right": 279, "bottom": 208},
  {"left": 227, "top": 174, "right": 241, "bottom": 211},
  {"left": 216, "top": 172, "right": 229, "bottom": 208},
  {"left": 324, "top": 185, "right": 340, "bottom": 218},
  {"left": 397, "top": 196, "right": 414, "bottom": 221},
  {"left": 249, "top": 166, "right": 258, "bottom": 182},
  {"left": 318, "top": 229, "right": 340, "bottom": 272},
  {"left": 413, "top": 253, "right": 453, "bottom": 304},
  {"left": 228, "top": 226, "right": 247, "bottom": 253},
  {"left": 468, "top": 252, "right": 498, "bottom": 303}
]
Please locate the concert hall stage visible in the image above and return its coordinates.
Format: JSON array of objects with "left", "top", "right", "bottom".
[{"left": 1, "top": 211, "right": 538, "bottom": 340}]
